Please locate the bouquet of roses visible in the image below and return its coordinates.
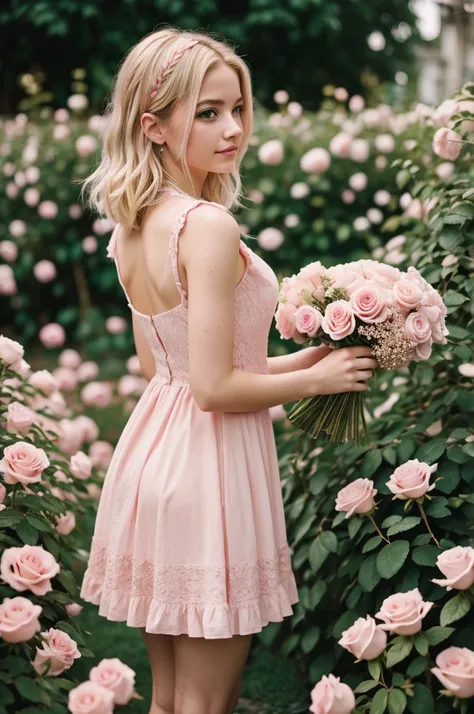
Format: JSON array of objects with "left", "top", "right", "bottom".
[{"left": 275, "top": 259, "right": 449, "bottom": 443}]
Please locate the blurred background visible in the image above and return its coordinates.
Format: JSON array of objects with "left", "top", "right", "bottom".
[{"left": 1, "top": 2, "right": 473, "bottom": 713}]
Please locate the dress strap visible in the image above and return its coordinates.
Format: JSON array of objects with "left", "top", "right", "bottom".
[{"left": 168, "top": 199, "right": 229, "bottom": 307}]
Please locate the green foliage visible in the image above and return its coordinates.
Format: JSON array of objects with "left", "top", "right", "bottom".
[
  {"left": 274, "top": 91, "right": 474, "bottom": 711},
  {"left": 0, "top": 1, "right": 418, "bottom": 111}
]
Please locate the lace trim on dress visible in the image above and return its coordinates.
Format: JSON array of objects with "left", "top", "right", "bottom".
[{"left": 84, "top": 540, "right": 295, "bottom": 607}]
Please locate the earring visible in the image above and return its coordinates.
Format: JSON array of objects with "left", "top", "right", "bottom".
[{"left": 159, "top": 145, "right": 164, "bottom": 155}]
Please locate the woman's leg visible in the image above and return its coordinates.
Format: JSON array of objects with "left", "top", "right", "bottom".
[
  {"left": 140, "top": 628, "right": 175, "bottom": 714},
  {"left": 173, "top": 633, "right": 252, "bottom": 714}
]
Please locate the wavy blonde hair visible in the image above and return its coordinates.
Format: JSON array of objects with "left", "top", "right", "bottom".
[{"left": 79, "top": 27, "right": 254, "bottom": 232}]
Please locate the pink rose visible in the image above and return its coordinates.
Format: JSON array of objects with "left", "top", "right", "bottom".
[
  {"left": 375, "top": 588, "right": 433, "bottom": 635},
  {"left": 1, "top": 545, "right": 60, "bottom": 595},
  {"left": 393, "top": 279, "right": 423, "bottom": 314},
  {"left": 105, "top": 316, "right": 127, "bottom": 334},
  {"left": 33, "top": 627, "right": 81, "bottom": 676},
  {"left": 350, "top": 284, "right": 389, "bottom": 324},
  {"left": 0, "top": 240, "right": 18, "bottom": 262},
  {"left": 39, "top": 323, "right": 65, "bottom": 349},
  {"left": 349, "top": 95, "right": 365, "bottom": 113},
  {"left": 294, "top": 305, "right": 322, "bottom": 338},
  {"left": 310, "top": 674, "right": 355, "bottom": 714},
  {"left": 350, "top": 139, "right": 370, "bottom": 163},
  {"left": 6, "top": 402, "right": 35, "bottom": 436},
  {"left": 37, "top": 200, "right": 58, "bottom": 219},
  {"left": 0, "top": 442, "right": 50, "bottom": 488},
  {"left": 386, "top": 459, "right": 437, "bottom": 500},
  {"left": 83, "top": 235, "right": 98, "bottom": 253},
  {"left": 68, "top": 681, "right": 115, "bottom": 714},
  {"left": 335, "top": 479, "right": 377, "bottom": 518},
  {"left": 0, "top": 483, "right": 6, "bottom": 512},
  {"left": 127, "top": 355, "right": 141, "bottom": 375},
  {"left": 77, "top": 360, "right": 99, "bottom": 382},
  {"left": 258, "top": 227, "right": 284, "bottom": 251},
  {"left": 74, "top": 415, "right": 99, "bottom": 443},
  {"left": 52, "top": 367, "right": 77, "bottom": 392},
  {"left": 338, "top": 616, "right": 387, "bottom": 660},
  {"left": 0, "top": 335, "right": 24, "bottom": 371},
  {"left": 57, "top": 418, "right": 84, "bottom": 455},
  {"left": 30, "top": 369, "right": 57, "bottom": 396},
  {"left": 432, "top": 128, "right": 462, "bottom": 161},
  {"left": 81, "top": 381, "right": 113, "bottom": 408},
  {"left": 349, "top": 172, "right": 367, "bottom": 192},
  {"left": 33, "top": 260, "right": 56, "bottom": 283},
  {"left": 404, "top": 312, "right": 432, "bottom": 344},
  {"left": 258, "top": 139, "right": 284, "bottom": 166},
  {"left": 275, "top": 302, "right": 297, "bottom": 340},
  {"left": 58, "top": 348, "right": 81, "bottom": 369},
  {"left": 432, "top": 647, "right": 474, "bottom": 699},
  {"left": 321, "top": 301, "right": 356, "bottom": 340},
  {"left": 89, "top": 441, "right": 114, "bottom": 469},
  {"left": 342, "top": 190, "right": 355, "bottom": 204},
  {"left": 70, "top": 451, "right": 92, "bottom": 480},
  {"left": 89, "top": 658, "right": 136, "bottom": 705},
  {"left": 65, "top": 603, "right": 83, "bottom": 617},
  {"left": 300, "top": 148, "right": 331, "bottom": 174},
  {"left": 75, "top": 134, "right": 98, "bottom": 157},
  {"left": 329, "top": 132, "right": 353, "bottom": 158},
  {"left": 55, "top": 511, "right": 76, "bottom": 536},
  {"left": 432, "top": 547, "right": 474, "bottom": 591},
  {"left": 0, "top": 596, "right": 42, "bottom": 643},
  {"left": 326, "top": 263, "right": 366, "bottom": 296}
]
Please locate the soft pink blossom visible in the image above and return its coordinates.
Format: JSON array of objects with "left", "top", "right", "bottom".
[
  {"left": 335, "top": 479, "right": 377, "bottom": 518},
  {"left": 329, "top": 132, "right": 352, "bottom": 158},
  {"left": 30, "top": 369, "right": 57, "bottom": 396},
  {"left": 374, "top": 190, "right": 391, "bottom": 207},
  {"left": 287, "top": 101, "right": 303, "bottom": 118},
  {"left": 310, "top": 674, "right": 355, "bottom": 714},
  {"left": 432, "top": 547, "right": 474, "bottom": 591},
  {"left": 54, "top": 108, "right": 69, "bottom": 122},
  {"left": 322, "top": 301, "right": 356, "bottom": 340},
  {"left": 294, "top": 305, "right": 322, "bottom": 338},
  {"left": 459, "top": 363, "right": 474, "bottom": 378},
  {"left": 54, "top": 511, "right": 76, "bottom": 536},
  {"left": 39, "top": 323, "right": 65, "bottom": 349},
  {"left": 0, "top": 545, "right": 60, "bottom": 596},
  {"left": 338, "top": 616, "right": 387, "bottom": 660},
  {"left": 77, "top": 360, "right": 99, "bottom": 382},
  {"left": 334, "top": 87, "right": 348, "bottom": 102},
  {"left": 436, "top": 162, "right": 455, "bottom": 180},
  {"left": 386, "top": 459, "right": 437, "bottom": 500},
  {"left": 0, "top": 483, "right": 6, "bottom": 512},
  {"left": 81, "top": 381, "right": 113, "bottom": 408},
  {"left": 89, "top": 441, "right": 114, "bottom": 469},
  {"left": 0, "top": 596, "right": 42, "bottom": 643},
  {"left": 376, "top": 588, "right": 433, "bottom": 636},
  {"left": 65, "top": 603, "right": 83, "bottom": 617},
  {"left": 275, "top": 302, "right": 298, "bottom": 340},
  {"left": 342, "top": 190, "right": 355, "bottom": 204},
  {"left": 348, "top": 172, "right": 367, "bottom": 191},
  {"left": 33, "top": 260, "right": 56, "bottom": 282},
  {"left": 33, "top": 627, "right": 81, "bottom": 676},
  {"left": 68, "top": 681, "right": 115, "bottom": 714},
  {"left": 433, "top": 128, "right": 462, "bottom": 160},
  {"left": 53, "top": 367, "right": 77, "bottom": 392},
  {"left": 258, "top": 139, "right": 284, "bottom": 166},
  {"left": 105, "top": 316, "right": 127, "bottom": 334},
  {"left": 0, "top": 335, "right": 24, "bottom": 371},
  {"left": 273, "top": 90, "right": 289, "bottom": 104},
  {"left": 375, "top": 134, "right": 395, "bottom": 153},
  {"left": 75, "top": 134, "right": 98, "bottom": 157},
  {"left": 404, "top": 312, "right": 432, "bottom": 345},
  {"left": 82, "top": 235, "right": 98, "bottom": 253},
  {"left": 258, "top": 227, "right": 284, "bottom": 251},
  {"left": 392, "top": 279, "right": 423, "bottom": 314},
  {"left": 290, "top": 182, "right": 310, "bottom": 199},
  {"left": 349, "top": 95, "right": 365, "bottom": 113},
  {"left": 89, "top": 658, "right": 136, "bottom": 706},
  {"left": 70, "top": 451, "right": 92, "bottom": 480},
  {"left": 37, "top": 200, "right": 58, "bottom": 219},
  {"left": 350, "top": 138, "right": 370, "bottom": 163},
  {"left": 74, "top": 415, "right": 99, "bottom": 443},
  {"left": 0, "top": 442, "right": 50, "bottom": 488},
  {"left": 58, "top": 348, "right": 81, "bottom": 369},
  {"left": 0, "top": 240, "right": 18, "bottom": 261},
  {"left": 350, "top": 284, "right": 389, "bottom": 323},
  {"left": 57, "top": 419, "right": 83, "bottom": 456},
  {"left": 300, "top": 148, "right": 331, "bottom": 174},
  {"left": 432, "top": 648, "right": 474, "bottom": 699},
  {"left": 6, "top": 402, "right": 34, "bottom": 436}
]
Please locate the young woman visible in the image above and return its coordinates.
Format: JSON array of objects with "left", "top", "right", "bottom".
[{"left": 79, "top": 27, "right": 377, "bottom": 714}]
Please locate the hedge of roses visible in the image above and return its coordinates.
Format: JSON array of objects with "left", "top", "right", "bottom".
[
  {"left": 268, "top": 91, "right": 474, "bottom": 713},
  {"left": 0, "top": 340, "right": 146, "bottom": 713},
  {"left": 2, "top": 84, "right": 470, "bottom": 358}
]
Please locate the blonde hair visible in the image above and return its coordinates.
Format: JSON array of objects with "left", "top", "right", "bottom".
[{"left": 79, "top": 27, "right": 254, "bottom": 232}]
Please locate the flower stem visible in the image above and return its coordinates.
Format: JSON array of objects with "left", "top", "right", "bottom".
[
  {"left": 368, "top": 514, "right": 390, "bottom": 544},
  {"left": 418, "top": 502, "right": 440, "bottom": 547}
]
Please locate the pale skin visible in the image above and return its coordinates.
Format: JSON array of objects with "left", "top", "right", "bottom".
[{"left": 119, "top": 60, "right": 377, "bottom": 714}]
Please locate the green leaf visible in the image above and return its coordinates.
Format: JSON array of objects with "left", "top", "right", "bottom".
[
  {"left": 308, "top": 537, "right": 329, "bottom": 573},
  {"left": 309, "top": 581, "right": 327, "bottom": 609},
  {"left": 370, "top": 688, "right": 388, "bottom": 714},
  {"left": 301, "top": 626, "right": 320, "bottom": 654},
  {"left": 376, "top": 541, "right": 410, "bottom": 579},
  {"left": 359, "top": 555, "right": 382, "bottom": 592},
  {"left": 440, "top": 591, "right": 472, "bottom": 626},
  {"left": 397, "top": 437, "right": 416, "bottom": 463},
  {"left": 0, "top": 510, "right": 22, "bottom": 527},
  {"left": 444, "top": 290, "right": 468, "bottom": 306},
  {"left": 363, "top": 536, "right": 382, "bottom": 553},
  {"left": 15, "top": 518, "right": 39, "bottom": 545},
  {"left": 412, "top": 545, "right": 440, "bottom": 566},
  {"left": 382, "top": 515, "right": 403, "bottom": 529},
  {"left": 416, "top": 438, "right": 447, "bottom": 464},
  {"left": 407, "top": 656, "right": 427, "bottom": 678},
  {"left": 56, "top": 570, "right": 76, "bottom": 596},
  {"left": 14, "top": 676, "right": 44, "bottom": 703},
  {"left": 361, "top": 449, "right": 383, "bottom": 477},
  {"left": 354, "top": 680, "right": 380, "bottom": 694},
  {"left": 348, "top": 516, "right": 363, "bottom": 539},
  {"left": 386, "top": 517, "right": 421, "bottom": 537},
  {"left": 388, "top": 688, "right": 407, "bottom": 714},
  {"left": 414, "top": 633, "right": 429, "bottom": 656},
  {"left": 408, "top": 684, "right": 434, "bottom": 713},
  {"left": 425, "top": 626, "right": 455, "bottom": 646},
  {"left": 368, "top": 658, "right": 382, "bottom": 682},
  {"left": 386, "top": 637, "right": 414, "bottom": 667},
  {"left": 319, "top": 531, "right": 338, "bottom": 553},
  {"left": 26, "top": 514, "right": 52, "bottom": 532}
]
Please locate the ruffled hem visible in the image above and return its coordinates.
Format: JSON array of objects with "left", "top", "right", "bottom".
[{"left": 80, "top": 571, "right": 299, "bottom": 639}]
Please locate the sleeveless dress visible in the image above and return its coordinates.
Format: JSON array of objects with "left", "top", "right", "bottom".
[{"left": 79, "top": 195, "right": 299, "bottom": 638}]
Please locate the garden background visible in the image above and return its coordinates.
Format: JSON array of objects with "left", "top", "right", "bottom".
[{"left": 1, "top": 2, "right": 474, "bottom": 713}]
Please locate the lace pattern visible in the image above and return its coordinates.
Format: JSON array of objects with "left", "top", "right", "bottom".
[{"left": 85, "top": 540, "right": 294, "bottom": 607}]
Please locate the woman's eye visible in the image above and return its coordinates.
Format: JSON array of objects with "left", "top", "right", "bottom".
[{"left": 198, "top": 106, "right": 245, "bottom": 119}]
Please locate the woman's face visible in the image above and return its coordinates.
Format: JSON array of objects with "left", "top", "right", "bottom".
[{"left": 146, "top": 61, "right": 245, "bottom": 188}]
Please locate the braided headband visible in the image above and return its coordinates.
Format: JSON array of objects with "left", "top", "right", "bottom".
[{"left": 149, "top": 39, "right": 199, "bottom": 104}]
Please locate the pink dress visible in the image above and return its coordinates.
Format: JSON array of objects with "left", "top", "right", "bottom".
[{"left": 80, "top": 197, "right": 299, "bottom": 638}]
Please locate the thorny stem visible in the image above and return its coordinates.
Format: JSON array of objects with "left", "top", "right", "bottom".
[
  {"left": 418, "top": 502, "right": 440, "bottom": 547},
  {"left": 368, "top": 514, "right": 391, "bottom": 544}
]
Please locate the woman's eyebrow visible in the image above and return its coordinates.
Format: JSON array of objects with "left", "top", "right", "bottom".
[{"left": 196, "top": 96, "right": 243, "bottom": 108}]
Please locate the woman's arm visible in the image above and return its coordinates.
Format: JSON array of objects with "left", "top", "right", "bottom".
[{"left": 267, "top": 345, "right": 333, "bottom": 375}]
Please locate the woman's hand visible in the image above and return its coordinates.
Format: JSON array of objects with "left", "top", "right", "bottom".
[{"left": 301, "top": 344, "right": 334, "bottom": 369}]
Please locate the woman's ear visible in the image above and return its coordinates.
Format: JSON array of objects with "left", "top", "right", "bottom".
[{"left": 140, "top": 112, "right": 165, "bottom": 146}]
